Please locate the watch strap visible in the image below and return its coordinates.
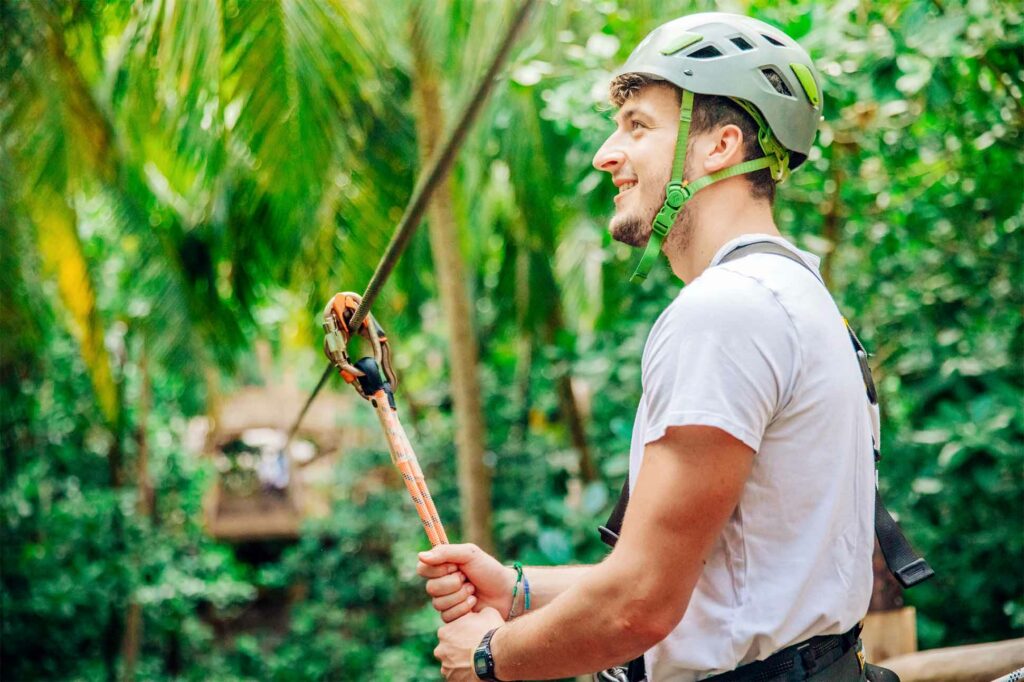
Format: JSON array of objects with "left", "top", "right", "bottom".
[{"left": 473, "top": 627, "right": 500, "bottom": 681}]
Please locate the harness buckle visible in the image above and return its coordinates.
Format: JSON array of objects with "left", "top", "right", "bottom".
[
  {"left": 894, "top": 557, "right": 935, "bottom": 589},
  {"left": 651, "top": 206, "right": 677, "bottom": 237},
  {"left": 664, "top": 180, "right": 691, "bottom": 209},
  {"left": 796, "top": 642, "right": 818, "bottom": 676}
]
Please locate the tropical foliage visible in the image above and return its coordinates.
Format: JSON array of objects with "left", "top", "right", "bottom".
[{"left": 1, "top": 0, "right": 1021, "bottom": 679}]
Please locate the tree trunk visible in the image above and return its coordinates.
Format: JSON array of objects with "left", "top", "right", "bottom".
[
  {"left": 545, "top": 300, "right": 597, "bottom": 483},
  {"left": 122, "top": 345, "right": 153, "bottom": 681},
  {"left": 409, "top": 16, "right": 494, "bottom": 552},
  {"left": 820, "top": 143, "right": 848, "bottom": 290},
  {"left": 511, "top": 243, "right": 533, "bottom": 446}
]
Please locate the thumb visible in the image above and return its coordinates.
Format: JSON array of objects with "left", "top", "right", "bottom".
[{"left": 418, "top": 543, "right": 481, "bottom": 566}]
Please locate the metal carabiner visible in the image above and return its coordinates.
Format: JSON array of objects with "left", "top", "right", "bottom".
[{"left": 322, "top": 292, "right": 398, "bottom": 400}]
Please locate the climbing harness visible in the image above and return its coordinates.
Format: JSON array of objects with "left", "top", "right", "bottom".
[
  {"left": 281, "top": 0, "right": 537, "bottom": 451},
  {"left": 323, "top": 292, "right": 448, "bottom": 547},
  {"left": 718, "top": 241, "right": 934, "bottom": 589}
]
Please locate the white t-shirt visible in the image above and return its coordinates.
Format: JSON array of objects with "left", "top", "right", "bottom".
[{"left": 628, "top": 234, "right": 875, "bottom": 681}]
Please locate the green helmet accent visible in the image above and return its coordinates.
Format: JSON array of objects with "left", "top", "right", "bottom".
[{"left": 612, "top": 13, "right": 824, "bottom": 283}]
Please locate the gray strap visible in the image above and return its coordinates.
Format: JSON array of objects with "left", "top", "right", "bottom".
[{"left": 718, "top": 240, "right": 824, "bottom": 284}]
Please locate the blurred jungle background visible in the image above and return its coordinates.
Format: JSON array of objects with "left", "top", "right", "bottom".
[{"left": 2, "top": 0, "right": 1021, "bottom": 679}]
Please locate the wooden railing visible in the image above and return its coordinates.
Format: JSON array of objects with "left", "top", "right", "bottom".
[{"left": 879, "top": 638, "right": 1024, "bottom": 682}]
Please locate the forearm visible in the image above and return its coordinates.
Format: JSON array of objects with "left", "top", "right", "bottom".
[
  {"left": 516, "top": 565, "right": 593, "bottom": 611},
  {"left": 492, "top": 556, "right": 665, "bottom": 679}
]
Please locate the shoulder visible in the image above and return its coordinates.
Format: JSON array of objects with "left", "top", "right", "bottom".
[{"left": 658, "top": 266, "right": 795, "bottom": 338}]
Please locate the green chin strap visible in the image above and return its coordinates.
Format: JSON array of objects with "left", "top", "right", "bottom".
[{"left": 629, "top": 89, "right": 790, "bottom": 284}]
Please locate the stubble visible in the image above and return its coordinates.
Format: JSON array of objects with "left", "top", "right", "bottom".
[{"left": 610, "top": 201, "right": 695, "bottom": 253}]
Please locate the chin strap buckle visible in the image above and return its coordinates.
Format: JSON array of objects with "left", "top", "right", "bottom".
[{"left": 650, "top": 181, "right": 691, "bottom": 237}]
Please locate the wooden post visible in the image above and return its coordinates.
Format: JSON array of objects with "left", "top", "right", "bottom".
[{"left": 862, "top": 542, "right": 918, "bottom": 662}]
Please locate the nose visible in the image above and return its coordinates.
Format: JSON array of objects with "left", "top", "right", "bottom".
[{"left": 593, "top": 132, "right": 625, "bottom": 173}]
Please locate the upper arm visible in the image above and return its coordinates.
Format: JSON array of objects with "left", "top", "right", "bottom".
[{"left": 607, "top": 424, "right": 754, "bottom": 637}]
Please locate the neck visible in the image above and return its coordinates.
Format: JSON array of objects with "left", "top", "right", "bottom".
[{"left": 664, "top": 179, "right": 779, "bottom": 284}]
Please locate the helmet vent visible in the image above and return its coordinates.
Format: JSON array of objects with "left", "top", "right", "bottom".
[
  {"left": 761, "top": 33, "right": 786, "bottom": 47},
  {"left": 761, "top": 68, "right": 794, "bottom": 97},
  {"left": 729, "top": 36, "right": 754, "bottom": 51},
  {"left": 688, "top": 45, "right": 723, "bottom": 59}
]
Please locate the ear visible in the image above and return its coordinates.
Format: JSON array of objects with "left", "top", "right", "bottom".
[{"left": 702, "top": 124, "right": 746, "bottom": 174}]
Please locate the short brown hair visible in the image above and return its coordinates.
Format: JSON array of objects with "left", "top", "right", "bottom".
[{"left": 609, "top": 73, "right": 776, "bottom": 203}]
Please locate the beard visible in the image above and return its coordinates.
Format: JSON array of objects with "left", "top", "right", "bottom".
[
  {"left": 610, "top": 200, "right": 695, "bottom": 252},
  {"left": 609, "top": 213, "right": 650, "bottom": 248}
]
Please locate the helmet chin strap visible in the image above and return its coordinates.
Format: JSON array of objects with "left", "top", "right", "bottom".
[{"left": 629, "top": 90, "right": 790, "bottom": 284}]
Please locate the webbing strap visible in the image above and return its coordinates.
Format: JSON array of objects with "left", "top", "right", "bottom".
[
  {"left": 670, "top": 90, "right": 695, "bottom": 179},
  {"left": 874, "top": 488, "right": 934, "bottom": 588},
  {"left": 631, "top": 91, "right": 695, "bottom": 284}
]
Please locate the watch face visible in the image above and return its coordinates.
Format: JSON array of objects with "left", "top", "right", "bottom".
[{"left": 474, "top": 653, "right": 489, "bottom": 675}]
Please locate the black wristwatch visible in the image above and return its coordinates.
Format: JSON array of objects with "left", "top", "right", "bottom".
[{"left": 473, "top": 627, "right": 500, "bottom": 681}]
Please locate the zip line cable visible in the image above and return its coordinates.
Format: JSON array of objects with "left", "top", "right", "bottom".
[{"left": 282, "top": 0, "right": 538, "bottom": 449}]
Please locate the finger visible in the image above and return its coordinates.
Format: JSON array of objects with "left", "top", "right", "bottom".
[
  {"left": 440, "top": 594, "right": 476, "bottom": 623},
  {"left": 431, "top": 582, "right": 475, "bottom": 612},
  {"left": 416, "top": 560, "right": 460, "bottom": 579},
  {"left": 425, "top": 571, "right": 466, "bottom": 598},
  {"left": 418, "top": 543, "right": 481, "bottom": 566}
]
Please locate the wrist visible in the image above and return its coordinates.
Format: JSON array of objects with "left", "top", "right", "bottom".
[
  {"left": 503, "top": 566, "right": 518, "bottom": 618},
  {"left": 473, "top": 626, "right": 502, "bottom": 681},
  {"left": 491, "top": 625, "right": 510, "bottom": 681},
  {"left": 507, "top": 562, "right": 533, "bottom": 620}
]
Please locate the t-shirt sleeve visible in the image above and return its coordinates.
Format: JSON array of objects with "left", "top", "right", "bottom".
[{"left": 641, "top": 269, "right": 800, "bottom": 452}]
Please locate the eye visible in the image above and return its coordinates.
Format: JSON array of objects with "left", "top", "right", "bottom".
[{"left": 630, "top": 119, "right": 647, "bottom": 131}]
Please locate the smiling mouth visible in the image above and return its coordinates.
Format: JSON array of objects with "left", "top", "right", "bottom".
[{"left": 614, "top": 181, "right": 637, "bottom": 204}]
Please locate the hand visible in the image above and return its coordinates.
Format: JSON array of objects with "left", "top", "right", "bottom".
[
  {"left": 434, "top": 607, "right": 504, "bottom": 681},
  {"left": 417, "top": 544, "right": 516, "bottom": 622}
]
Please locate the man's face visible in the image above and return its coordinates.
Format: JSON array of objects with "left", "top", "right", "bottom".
[{"left": 593, "top": 84, "right": 683, "bottom": 248}]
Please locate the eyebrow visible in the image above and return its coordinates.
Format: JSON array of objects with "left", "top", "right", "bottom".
[{"left": 614, "top": 105, "right": 653, "bottom": 125}]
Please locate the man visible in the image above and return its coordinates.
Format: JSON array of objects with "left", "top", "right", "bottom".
[{"left": 418, "top": 13, "right": 876, "bottom": 681}]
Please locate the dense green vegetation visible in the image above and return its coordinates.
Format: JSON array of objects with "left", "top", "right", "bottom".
[{"left": 2, "top": 0, "right": 1021, "bottom": 679}]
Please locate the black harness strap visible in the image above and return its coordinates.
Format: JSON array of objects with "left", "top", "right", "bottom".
[
  {"left": 598, "top": 477, "right": 629, "bottom": 547},
  {"left": 599, "top": 240, "right": 933, "bottom": 681}
]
